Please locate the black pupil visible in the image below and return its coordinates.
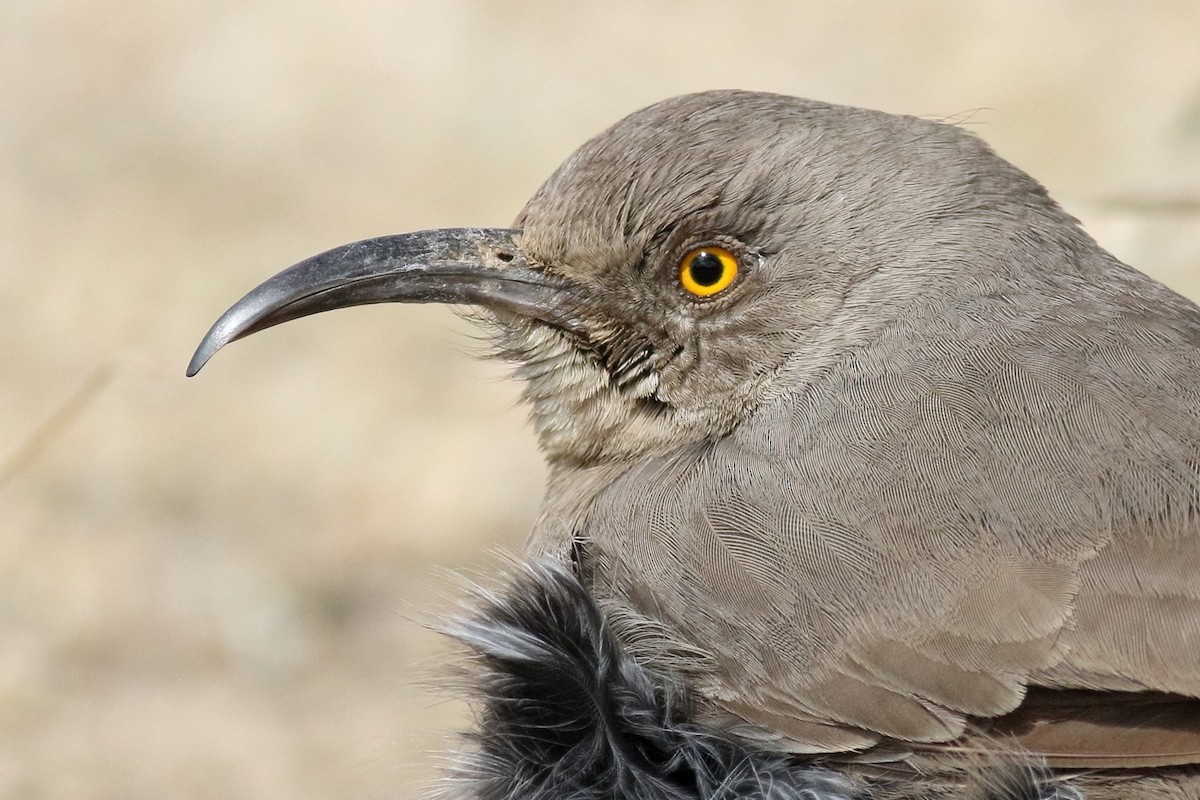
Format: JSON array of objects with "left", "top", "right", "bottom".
[{"left": 690, "top": 251, "right": 725, "bottom": 286}]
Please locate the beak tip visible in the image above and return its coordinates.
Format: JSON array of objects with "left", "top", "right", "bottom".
[
  {"left": 187, "top": 318, "right": 236, "bottom": 377},
  {"left": 187, "top": 300, "right": 265, "bottom": 377},
  {"left": 186, "top": 343, "right": 213, "bottom": 377}
]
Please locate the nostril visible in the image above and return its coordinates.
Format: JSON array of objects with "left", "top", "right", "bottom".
[{"left": 496, "top": 251, "right": 516, "bottom": 263}]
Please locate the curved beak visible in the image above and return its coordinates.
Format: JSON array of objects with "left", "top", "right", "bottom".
[{"left": 187, "top": 227, "right": 577, "bottom": 376}]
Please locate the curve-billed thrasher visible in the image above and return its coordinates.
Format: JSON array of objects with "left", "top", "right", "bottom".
[{"left": 189, "top": 91, "right": 1200, "bottom": 799}]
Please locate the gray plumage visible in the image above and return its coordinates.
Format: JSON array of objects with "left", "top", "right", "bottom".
[
  {"left": 447, "top": 559, "right": 1075, "bottom": 800},
  {"left": 190, "top": 90, "right": 1200, "bottom": 798}
]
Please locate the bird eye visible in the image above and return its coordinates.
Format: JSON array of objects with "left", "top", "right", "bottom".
[{"left": 678, "top": 246, "right": 739, "bottom": 297}]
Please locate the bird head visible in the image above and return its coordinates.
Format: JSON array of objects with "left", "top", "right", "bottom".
[{"left": 188, "top": 90, "right": 1076, "bottom": 467}]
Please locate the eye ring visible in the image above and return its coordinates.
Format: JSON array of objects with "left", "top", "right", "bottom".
[{"left": 678, "top": 245, "right": 739, "bottom": 298}]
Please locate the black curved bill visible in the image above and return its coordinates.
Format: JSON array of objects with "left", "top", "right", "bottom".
[{"left": 187, "top": 227, "right": 577, "bottom": 376}]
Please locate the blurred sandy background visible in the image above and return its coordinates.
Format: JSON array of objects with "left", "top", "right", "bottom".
[{"left": 3, "top": 2, "right": 1200, "bottom": 798}]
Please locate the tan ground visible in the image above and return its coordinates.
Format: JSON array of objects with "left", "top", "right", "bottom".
[{"left": 3, "top": 2, "right": 1199, "bottom": 798}]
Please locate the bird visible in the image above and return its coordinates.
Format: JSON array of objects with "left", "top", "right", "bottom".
[{"left": 189, "top": 90, "right": 1200, "bottom": 799}]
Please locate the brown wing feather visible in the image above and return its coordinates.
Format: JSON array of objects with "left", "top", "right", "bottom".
[{"left": 941, "top": 690, "right": 1200, "bottom": 769}]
